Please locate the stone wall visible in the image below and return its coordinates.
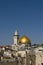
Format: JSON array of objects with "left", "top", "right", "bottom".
[{"left": 0, "top": 61, "right": 18, "bottom": 65}]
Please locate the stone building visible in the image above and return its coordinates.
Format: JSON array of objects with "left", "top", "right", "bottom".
[{"left": 0, "top": 30, "right": 43, "bottom": 65}]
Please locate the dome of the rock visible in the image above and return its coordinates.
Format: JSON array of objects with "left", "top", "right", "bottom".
[{"left": 19, "top": 35, "right": 31, "bottom": 44}]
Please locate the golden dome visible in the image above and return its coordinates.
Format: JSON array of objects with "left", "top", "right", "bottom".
[{"left": 19, "top": 35, "right": 31, "bottom": 44}]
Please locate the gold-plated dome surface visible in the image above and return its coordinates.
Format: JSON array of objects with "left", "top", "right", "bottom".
[{"left": 19, "top": 35, "right": 31, "bottom": 44}]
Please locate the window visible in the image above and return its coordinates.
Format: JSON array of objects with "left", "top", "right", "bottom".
[{"left": 41, "top": 63, "right": 43, "bottom": 65}]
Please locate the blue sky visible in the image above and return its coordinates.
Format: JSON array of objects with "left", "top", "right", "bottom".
[{"left": 0, "top": 0, "right": 43, "bottom": 45}]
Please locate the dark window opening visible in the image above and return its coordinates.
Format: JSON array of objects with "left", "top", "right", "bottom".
[{"left": 41, "top": 63, "right": 43, "bottom": 65}]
